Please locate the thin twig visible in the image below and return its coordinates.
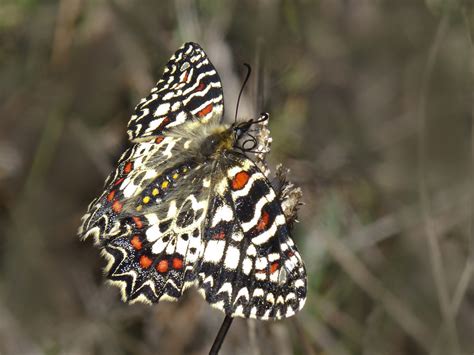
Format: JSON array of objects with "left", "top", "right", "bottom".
[
  {"left": 311, "top": 297, "right": 363, "bottom": 345},
  {"left": 70, "top": 118, "right": 114, "bottom": 176},
  {"left": 416, "top": 12, "right": 460, "bottom": 354},
  {"left": 255, "top": 36, "right": 265, "bottom": 113},
  {"left": 446, "top": 1, "right": 474, "bottom": 324},
  {"left": 463, "top": 1, "right": 474, "bottom": 293},
  {"left": 209, "top": 315, "right": 233, "bottom": 355},
  {"left": 51, "top": 0, "right": 83, "bottom": 68},
  {"left": 450, "top": 259, "right": 474, "bottom": 315},
  {"left": 22, "top": 107, "right": 67, "bottom": 198},
  {"left": 348, "top": 183, "right": 472, "bottom": 251},
  {"left": 247, "top": 320, "right": 260, "bottom": 355},
  {"left": 432, "top": 262, "right": 474, "bottom": 354},
  {"left": 108, "top": 0, "right": 168, "bottom": 58},
  {"left": 297, "top": 315, "right": 351, "bottom": 355},
  {"left": 174, "top": 0, "right": 202, "bottom": 42}
]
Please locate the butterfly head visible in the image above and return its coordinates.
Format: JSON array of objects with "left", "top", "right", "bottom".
[{"left": 200, "top": 113, "right": 269, "bottom": 157}]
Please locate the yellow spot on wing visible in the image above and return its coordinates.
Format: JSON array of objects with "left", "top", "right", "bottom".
[
  {"left": 143, "top": 196, "right": 150, "bottom": 204},
  {"left": 161, "top": 181, "right": 169, "bottom": 189},
  {"left": 152, "top": 188, "right": 159, "bottom": 196},
  {"left": 172, "top": 173, "right": 179, "bottom": 179}
]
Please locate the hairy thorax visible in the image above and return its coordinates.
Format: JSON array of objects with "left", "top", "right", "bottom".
[
  {"left": 199, "top": 126, "right": 235, "bottom": 158},
  {"left": 166, "top": 115, "right": 237, "bottom": 163}
]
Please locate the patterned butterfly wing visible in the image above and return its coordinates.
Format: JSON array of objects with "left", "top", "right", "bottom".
[
  {"left": 127, "top": 42, "right": 224, "bottom": 141},
  {"left": 78, "top": 42, "right": 307, "bottom": 318},
  {"left": 197, "top": 153, "right": 307, "bottom": 320},
  {"left": 100, "top": 159, "right": 213, "bottom": 304},
  {"left": 78, "top": 135, "right": 207, "bottom": 302},
  {"left": 78, "top": 43, "right": 223, "bottom": 303}
]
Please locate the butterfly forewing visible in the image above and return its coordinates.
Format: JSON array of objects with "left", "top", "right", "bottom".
[
  {"left": 103, "top": 173, "right": 211, "bottom": 303},
  {"left": 127, "top": 43, "right": 224, "bottom": 141},
  {"left": 80, "top": 130, "right": 216, "bottom": 303}
]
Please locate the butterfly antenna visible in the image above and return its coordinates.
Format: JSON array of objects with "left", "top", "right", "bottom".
[
  {"left": 209, "top": 315, "right": 234, "bottom": 355},
  {"left": 234, "top": 63, "right": 252, "bottom": 124}
]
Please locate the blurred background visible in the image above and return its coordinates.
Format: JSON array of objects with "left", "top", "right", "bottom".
[{"left": 1, "top": 0, "right": 473, "bottom": 354}]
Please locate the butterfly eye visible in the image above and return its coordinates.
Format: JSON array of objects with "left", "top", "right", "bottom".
[{"left": 234, "top": 127, "right": 244, "bottom": 138}]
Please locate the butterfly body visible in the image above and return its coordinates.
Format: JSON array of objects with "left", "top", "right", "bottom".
[{"left": 79, "top": 43, "right": 307, "bottom": 320}]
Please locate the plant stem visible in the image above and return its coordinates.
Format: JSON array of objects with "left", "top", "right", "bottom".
[{"left": 209, "top": 315, "right": 234, "bottom": 355}]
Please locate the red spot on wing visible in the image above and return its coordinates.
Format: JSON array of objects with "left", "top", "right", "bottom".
[
  {"left": 112, "top": 200, "right": 123, "bottom": 213},
  {"left": 286, "top": 250, "right": 295, "bottom": 258},
  {"left": 132, "top": 216, "right": 143, "bottom": 229},
  {"left": 212, "top": 231, "right": 226, "bottom": 240},
  {"left": 194, "top": 82, "right": 206, "bottom": 92},
  {"left": 157, "top": 259, "right": 169, "bottom": 273},
  {"left": 106, "top": 190, "right": 115, "bottom": 202},
  {"left": 131, "top": 235, "right": 142, "bottom": 250},
  {"left": 139, "top": 255, "right": 152, "bottom": 269},
  {"left": 158, "top": 117, "right": 170, "bottom": 129},
  {"left": 231, "top": 171, "right": 250, "bottom": 190},
  {"left": 155, "top": 136, "right": 164, "bottom": 144},
  {"left": 114, "top": 177, "right": 125, "bottom": 186},
  {"left": 256, "top": 211, "right": 270, "bottom": 232},
  {"left": 123, "top": 161, "right": 133, "bottom": 174},
  {"left": 182, "top": 71, "right": 189, "bottom": 83},
  {"left": 172, "top": 257, "right": 183, "bottom": 270},
  {"left": 270, "top": 262, "right": 279, "bottom": 274},
  {"left": 197, "top": 103, "right": 213, "bottom": 118}
]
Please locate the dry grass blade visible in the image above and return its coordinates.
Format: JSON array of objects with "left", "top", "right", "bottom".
[
  {"left": 416, "top": 12, "right": 460, "bottom": 354},
  {"left": 247, "top": 320, "right": 261, "bottom": 355},
  {"left": 296, "top": 315, "right": 350, "bottom": 355},
  {"left": 51, "top": 0, "right": 83, "bottom": 68},
  {"left": 450, "top": 259, "right": 474, "bottom": 316},
  {"left": 319, "top": 231, "right": 431, "bottom": 351},
  {"left": 70, "top": 118, "right": 114, "bottom": 176},
  {"left": 348, "top": 183, "right": 472, "bottom": 252},
  {"left": 445, "top": 1, "right": 474, "bottom": 326},
  {"left": 311, "top": 297, "right": 363, "bottom": 345},
  {"left": 464, "top": 0, "right": 474, "bottom": 277}
]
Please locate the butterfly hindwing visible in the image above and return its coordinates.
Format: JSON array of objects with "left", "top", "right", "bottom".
[
  {"left": 197, "top": 153, "right": 307, "bottom": 320},
  {"left": 92, "top": 151, "right": 216, "bottom": 303},
  {"left": 127, "top": 42, "right": 224, "bottom": 141},
  {"left": 78, "top": 135, "right": 180, "bottom": 243}
]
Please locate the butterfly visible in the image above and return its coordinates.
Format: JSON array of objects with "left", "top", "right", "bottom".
[{"left": 78, "top": 42, "right": 307, "bottom": 320}]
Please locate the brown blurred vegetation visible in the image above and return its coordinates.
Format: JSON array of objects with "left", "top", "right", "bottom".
[{"left": 1, "top": 0, "right": 474, "bottom": 354}]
